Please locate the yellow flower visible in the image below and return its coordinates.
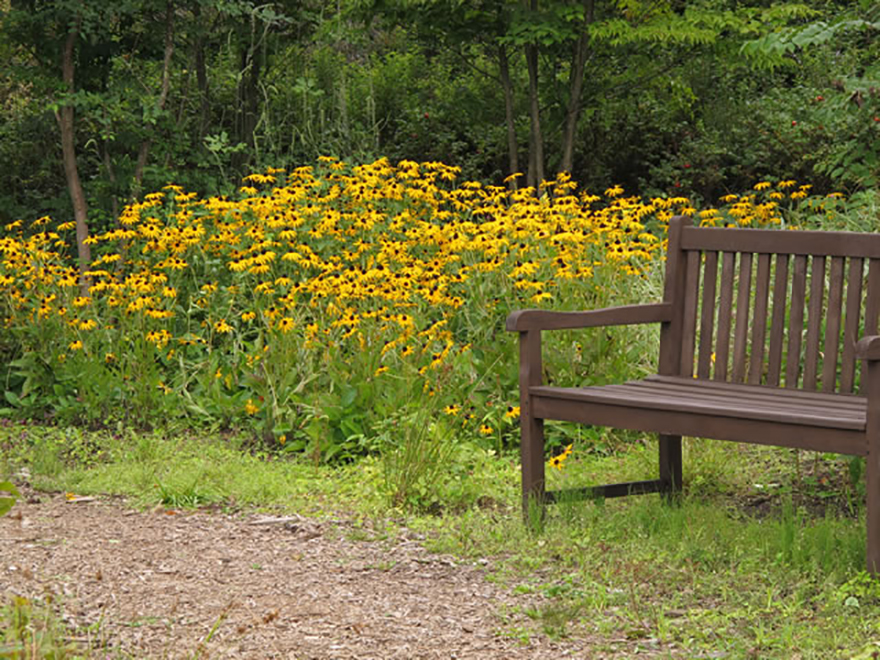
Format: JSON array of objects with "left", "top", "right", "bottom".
[
  {"left": 214, "top": 319, "right": 233, "bottom": 333},
  {"left": 245, "top": 399, "right": 259, "bottom": 415},
  {"left": 504, "top": 406, "right": 520, "bottom": 420},
  {"left": 241, "top": 311, "right": 256, "bottom": 322},
  {"left": 444, "top": 404, "right": 460, "bottom": 416},
  {"left": 479, "top": 424, "right": 493, "bottom": 435},
  {"left": 548, "top": 454, "right": 567, "bottom": 470},
  {"left": 69, "top": 340, "right": 83, "bottom": 351}
]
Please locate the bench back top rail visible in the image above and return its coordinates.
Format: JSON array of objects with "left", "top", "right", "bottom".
[{"left": 666, "top": 218, "right": 880, "bottom": 395}]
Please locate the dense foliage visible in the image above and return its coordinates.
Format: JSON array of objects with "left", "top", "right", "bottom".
[
  {"left": 0, "top": 156, "right": 849, "bottom": 462},
  {"left": 0, "top": 0, "right": 877, "bottom": 238}
]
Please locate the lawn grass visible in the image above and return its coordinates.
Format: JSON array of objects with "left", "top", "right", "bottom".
[{"left": 3, "top": 423, "right": 880, "bottom": 658}]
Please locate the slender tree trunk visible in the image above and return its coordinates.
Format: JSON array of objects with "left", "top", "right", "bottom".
[
  {"left": 134, "top": 0, "right": 175, "bottom": 194},
  {"left": 193, "top": 2, "right": 210, "bottom": 142},
  {"left": 559, "top": 0, "right": 594, "bottom": 175},
  {"left": 524, "top": 0, "right": 544, "bottom": 189},
  {"left": 234, "top": 15, "right": 262, "bottom": 172},
  {"left": 56, "top": 24, "right": 91, "bottom": 275},
  {"left": 525, "top": 41, "right": 545, "bottom": 188},
  {"left": 498, "top": 44, "right": 519, "bottom": 190},
  {"left": 102, "top": 145, "right": 119, "bottom": 221}
]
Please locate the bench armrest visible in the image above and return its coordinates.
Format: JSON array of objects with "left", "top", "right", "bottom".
[
  {"left": 506, "top": 303, "right": 673, "bottom": 332},
  {"left": 857, "top": 335, "right": 880, "bottom": 360}
]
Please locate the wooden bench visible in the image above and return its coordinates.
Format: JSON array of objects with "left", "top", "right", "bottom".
[{"left": 506, "top": 215, "right": 880, "bottom": 572}]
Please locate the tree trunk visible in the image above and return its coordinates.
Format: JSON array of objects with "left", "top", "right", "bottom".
[
  {"left": 524, "top": 0, "right": 544, "bottom": 189},
  {"left": 56, "top": 24, "right": 91, "bottom": 275},
  {"left": 525, "top": 40, "right": 545, "bottom": 188},
  {"left": 498, "top": 44, "right": 519, "bottom": 190},
  {"left": 234, "top": 13, "right": 262, "bottom": 171},
  {"left": 559, "top": 0, "right": 594, "bottom": 175},
  {"left": 133, "top": 0, "right": 175, "bottom": 194},
  {"left": 193, "top": 2, "right": 210, "bottom": 142}
]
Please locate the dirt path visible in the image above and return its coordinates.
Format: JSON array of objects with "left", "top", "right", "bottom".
[{"left": 1, "top": 490, "right": 604, "bottom": 659}]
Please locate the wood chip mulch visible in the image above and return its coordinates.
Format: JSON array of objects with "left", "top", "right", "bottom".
[{"left": 0, "top": 489, "right": 614, "bottom": 659}]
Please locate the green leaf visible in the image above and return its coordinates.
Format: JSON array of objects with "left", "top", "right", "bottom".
[
  {"left": 0, "top": 481, "right": 21, "bottom": 518},
  {"left": 340, "top": 386, "right": 358, "bottom": 409}
]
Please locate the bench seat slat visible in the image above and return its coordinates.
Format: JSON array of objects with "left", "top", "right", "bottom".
[
  {"left": 630, "top": 380, "right": 865, "bottom": 415},
  {"left": 531, "top": 393, "right": 866, "bottom": 456},
  {"left": 530, "top": 381, "right": 866, "bottom": 430},
  {"left": 645, "top": 375, "right": 865, "bottom": 408}
]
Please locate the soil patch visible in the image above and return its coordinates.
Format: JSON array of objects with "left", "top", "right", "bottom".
[{"left": 0, "top": 489, "right": 659, "bottom": 659}]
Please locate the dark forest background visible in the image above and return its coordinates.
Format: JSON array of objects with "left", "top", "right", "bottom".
[{"left": 1, "top": 0, "right": 877, "bottom": 237}]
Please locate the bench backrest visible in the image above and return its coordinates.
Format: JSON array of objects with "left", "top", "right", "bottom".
[{"left": 663, "top": 216, "right": 880, "bottom": 395}]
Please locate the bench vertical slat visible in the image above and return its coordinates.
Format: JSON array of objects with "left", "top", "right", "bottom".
[
  {"left": 821, "top": 257, "right": 846, "bottom": 392},
  {"left": 748, "top": 253, "right": 772, "bottom": 384},
  {"left": 785, "top": 255, "right": 808, "bottom": 388},
  {"left": 767, "top": 254, "right": 790, "bottom": 387},
  {"left": 679, "top": 250, "right": 702, "bottom": 377},
  {"left": 840, "top": 257, "right": 864, "bottom": 393},
  {"left": 732, "top": 252, "right": 753, "bottom": 382},
  {"left": 803, "top": 256, "right": 827, "bottom": 390},
  {"left": 714, "top": 251, "right": 736, "bottom": 381},
  {"left": 659, "top": 216, "right": 691, "bottom": 375},
  {"left": 697, "top": 251, "right": 718, "bottom": 379},
  {"left": 861, "top": 259, "right": 880, "bottom": 395}
]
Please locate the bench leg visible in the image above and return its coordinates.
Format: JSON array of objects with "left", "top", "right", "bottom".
[
  {"left": 521, "top": 414, "right": 546, "bottom": 522},
  {"left": 869, "top": 458, "right": 880, "bottom": 575},
  {"left": 868, "top": 442, "right": 880, "bottom": 574},
  {"left": 865, "top": 360, "right": 880, "bottom": 574},
  {"left": 659, "top": 433, "right": 682, "bottom": 502}
]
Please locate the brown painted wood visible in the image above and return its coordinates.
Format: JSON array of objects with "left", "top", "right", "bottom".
[
  {"left": 697, "top": 251, "right": 719, "bottom": 379},
  {"left": 822, "top": 257, "right": 846, "bottom": 392},
  {"left": 534, "top": 383, "right": 865, "bottom": 430},
  {"left": 840, "top": 258, "right": 864, "bottom": 393},
  {"left": 803, "top": 256, "right": 827, "bottom": 390},
  {"left": 715, "top": 252, "right": 736, "bottom": 381},
  {"left": 681, "top": 225, "right": 880, "bottom": 259},
  {"left": 865, "top": 360, "right": 880, "bottom": 574},
  {"left": 519, "top": 330, "right": 545, "bottom": 516},
  {"left": 749, "top": 253, "right": 772, "bottom": 384},
  {"left": 866, "top": 259, "right": 880, "bottom": 339},
  {"left": 531, "top": 394, "right": 866, "bottom": 456},
  {"left": 659, "top": 216, "right": 692, "bottom": 376},
  {"left": 680, "top": 250, "right": 701, "bottom": 376},
  {"left": 862, "top": 260, "right": 880, "bottom": 396},
  {"left": 507, "top": 303, "right": 673, "bottom": 332},
  {"left": 732, "top": 252, "right": 753, "bottom": 382},
  {"left": 786, "top": 255, "right": 808, "bottom": 388},
  {"left": 646, "top": 375, "right": 864, "bottom": 408},
  {"left": 544, "top": 479, "right": 665, "bottom": 503},
  {"left": 767, "top": 254, "right": 790, "bottom": 386},
  {"left": 629, "top": 378, "right": 864, "bottom": 410}
]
